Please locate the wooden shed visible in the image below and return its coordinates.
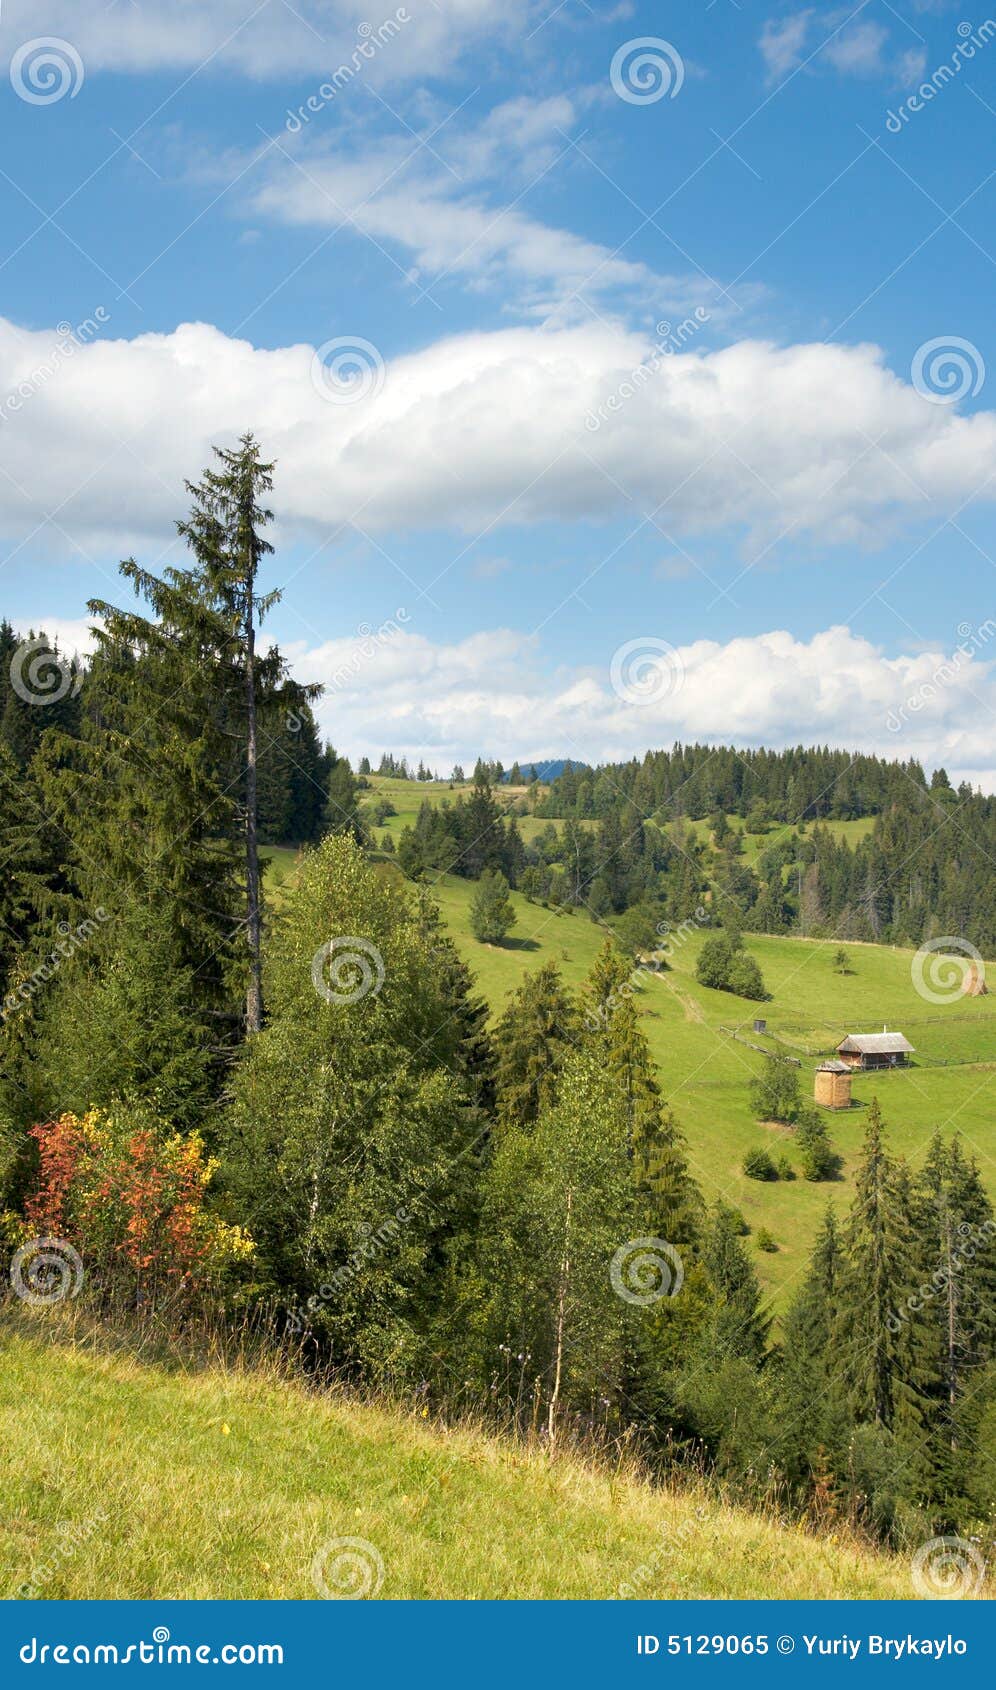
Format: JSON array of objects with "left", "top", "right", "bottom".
[
  {"left": 836, "top": 1029, "right": 914, "bottom": 1070},
  {"left": 815, "top": 1060, "right": 852, "bottom": 1110}
]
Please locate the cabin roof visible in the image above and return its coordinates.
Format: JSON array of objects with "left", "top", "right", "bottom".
[
  {"left": 817, "top": 1059, "right": 851, "bottom": 1073},
  {"left": 837, "top": 1031, "right": 915, "bottom": 1055}
]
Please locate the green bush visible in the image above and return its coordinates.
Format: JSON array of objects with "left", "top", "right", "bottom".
[
  {"left": 717, "top": 1201, "right": 751, "bottom": 1236},
  {"left": 796, "top": 1106, "right": 838, "bottom": 1181},
  {"left": 727, "top": 952, "right": 767, "bottom": 1000},
  {"left": 696, "top": 933, "right": 736, "bottom": 990},
  {"left": 696, "top": 931, "right": 768, "bottom": 1000},
  {"left": 755, "top": 1227, "right": 778, "bottom": 1253},
  {"left": 750, "top": 1056, "right": 800, "bottom": 1123},
  {"left": 743, "top": 1146, "right": 778, "bottom": 1181}
]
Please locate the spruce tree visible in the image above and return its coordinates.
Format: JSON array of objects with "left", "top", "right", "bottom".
[
  {"left": 0, "top": 622, "right": 82, "bottom": 770},
  {"left": 470, "top": 869, "right": 516, "bottom": 944},
  {"left": 582, "top": 937, "right": 632, "bottom": 1029},
  {"left": 325, "top": 748, "right": 363, "bottom": 841},
  {"left": 701, "top": 1203, "right": 770, "bottom": 1365},
  {"left": 32, "top": 606, "right": 244, "bottom": 1105},
  {"left": 582, "top": 939, "right": 702, "bottom": 1236},
  {"left": 172, "top": 435, "right": 319, "bottom": 1030},
  {"left": 493, "top": 962, "right": 577, "bottom": 1133},
  {"left": 913, "top": 1133, "right": 996, "bottom": 1483},
  {"left": 776, "top": 1206, "right": 848, "bottom": 1483},
  {"left": 834, "top": 1101, "right": 933, "bottom": 1431},
  {"left": 414, "top": 890, "right": 495, "bottom": 1116},
  {"left": 86, "top": 435, "right": 317, "bottom": 1033}
]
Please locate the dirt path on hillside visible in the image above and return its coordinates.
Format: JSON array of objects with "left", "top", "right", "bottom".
[{"left": 661, "top": 980, "right": 705, "bottom": 1023}]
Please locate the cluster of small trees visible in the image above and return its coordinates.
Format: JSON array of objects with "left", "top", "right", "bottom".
[
  {"left": 695, "top": 923, "right": 767, "bottom": 1000},
  {"left": 397, "top": 787, "right": 694, "bottom": 934},
  {"left": 397, "top": 780, "right": 526, "bottom": 884},
  {"left": 538, "top": 746, "right": 921, "bottom": 825},
  {"left": 748, "top": 1057, "right": 839, "bottom": 1180},
  {"left": 373, "top": 753, "right": 437, "bottom": 781}
]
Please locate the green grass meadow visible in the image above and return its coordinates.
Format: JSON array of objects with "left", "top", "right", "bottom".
[{"left": 0, "top": 1309, "right": 922, "bottom": 1600}]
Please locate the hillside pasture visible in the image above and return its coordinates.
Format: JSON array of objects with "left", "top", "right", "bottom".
[
  {"left": 0, "top": 1309, "right": 924, "bottom": 1600},
  {"left": 428, "top": 875, "right": 996, "bottom": 1307},
  {"left": 258, "top": 834, "right": 996, "bottom": 1308}
]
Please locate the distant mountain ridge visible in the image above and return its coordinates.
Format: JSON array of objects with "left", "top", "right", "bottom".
[{"left": 502, "top": 758, "right": 590, "bottom": 783}]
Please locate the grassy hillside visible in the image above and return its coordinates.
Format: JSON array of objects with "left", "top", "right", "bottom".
[
  {"left": 0, "top": 1307, "right": 920, "bottom": 1600},
  {"left": 677, "top": 812, "right": 875, "bottom": 867},
  {"left": 263, "top": 817, "right": 996, "bottom": 1309},
  {"left": 361, "top": 773, "right": 561, "bottom": 845},
  {"left": 359, "top": 776, "right": 875, "bottom": 859},
  {"left": 427, "top": 874, "right": 996, "bottom": 1308}
]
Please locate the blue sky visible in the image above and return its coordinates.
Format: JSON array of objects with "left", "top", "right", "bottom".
[{"left": 2, "top": 0, "right": 996, "bottom": 778}]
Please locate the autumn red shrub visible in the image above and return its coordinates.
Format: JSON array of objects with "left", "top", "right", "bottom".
[{"left": 15, "top": 1109, "right": 252, "bottom": 1298}]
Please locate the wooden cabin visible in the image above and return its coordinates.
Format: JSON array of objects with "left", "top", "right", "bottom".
[{"left": 836, "top": 1029, "right": 914, "bottom": 1070}]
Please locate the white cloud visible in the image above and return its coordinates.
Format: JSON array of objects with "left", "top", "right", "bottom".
[
  {"left": 823, "top": 20, "right": 890, "bottom": 76},
  {"left": 6, "top": 616, "right": 97, "bottom": 662},
  {"left": 894, "top": 46, "right": 929, "bottom": 85},
  {"left": 759, "top": 11, "right": 814, "bottom": 81},
  {"left": 2, "top": 315, "right": 996, "bottom": 555},
  {"left": 11, "top": 608, "right": 996, "bottom": 782},
  {"left": 759, "top": 9, "right": 927, "bottom": 86},
  {"left": 0, "top": 0, "right": 522, "bottom": 81},
  {"left": 253, "top": 138, "right": 653, "bottom": 317},
  {"left": 249, "top": 98, "right": 729, "bottom": 319},
  {"left": 281, "top": 622, "right": 996, "bottom": 786}
]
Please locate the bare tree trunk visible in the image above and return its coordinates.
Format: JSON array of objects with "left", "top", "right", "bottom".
[
  {"left": 944, "top": 1210, "right": 958, "bottom": 1450},
  {"left": 245, "top": 578, "right": 263, "bottom": 1034},
  {"left": 547, "top": 1186, "right": 573, "bottom": 1453}
]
